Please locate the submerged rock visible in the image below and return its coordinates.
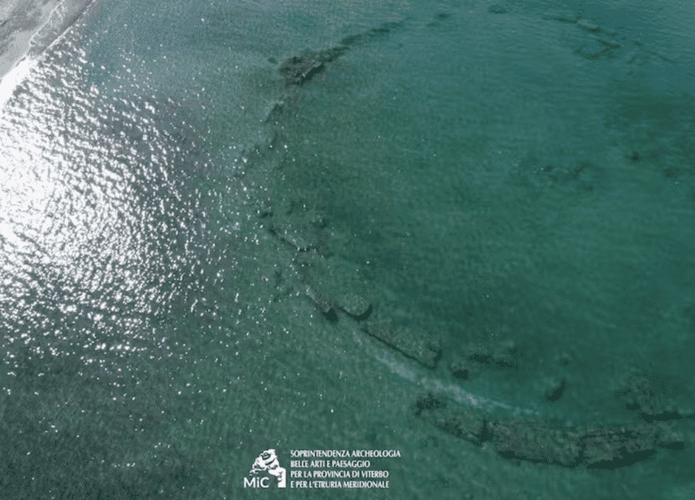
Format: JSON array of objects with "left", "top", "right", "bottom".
[
  {"left": 541, "top": 10, "right": 579, "bottom": 23},
  {"left": 264, "top": 100, "right": 285, "bottom": 124},
  {"left": 598, "top": 37, "right": 621, "bottom": 48},
  {"left": 449, "top": 358, "right": 474, "bottom": 380},
  {"left": 489, "top": 419, "right": 583, "bottom": 467},
  {"left": 614, "top": 368, "right": 695, "bottom": 422},
  {"left": 554, "top": 351, "right": 573, "bottom": 366},
  {"left": 271, "top": 223, "right": 319, "bottom": 251},
  {"left": 304, "top": 284, "right": 334, "bottom": 316},
  {"left": 363, "top": 320, "right": 442, "bottom": 368},
  {"left": 340, "top": 34, "right": 364, "bottom": 46},
  {"left": 295, "top": 253, "right": 373, "bottom": 320},
  {"left": 415, "top": 394, "right": 685, "bottom": 468},
  {"left": 490, "top": 420, "right": 682, "bottom": 468},
  {"left": 574, "top": 40, "right": 612, "bottom": 60},
  {"left": 578, "top": 423, "right": 683, "bottom": 467},
  {"left": 461, "top": 338, "right": 518, "bottom": 369},
  {"left": 268, "top": 207, "right": 326, "bottom": 252},
  {"left": 415, "top": 394, "right": 487, "bottom": 445},
  {"left": 279, "top": 46, "right": 349, "bottom": 87},
  {"left": 540, "top": 376, "right": 566, "bottom": 402},
  {"left": 579, "top": 425, "right": 652, "bottom": 468},
  {"left": 278, "top": 21, "right": 404, "bottom": 87},
  {"left": 616, "top": 369, "right": 662, "bottom": 413},
  {"left": 336, "top": 292, "right": 372, "bottom": 319},
  {"left": 577, "top": 18, "right": 600, "bottom": 32},
  {"left": 488, "top": 5, "right": 508, "bottom": 15}
]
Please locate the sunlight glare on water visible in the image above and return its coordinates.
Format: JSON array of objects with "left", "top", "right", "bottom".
[{"left": 0, "top": 31, "right": 215, "bottom": 376}]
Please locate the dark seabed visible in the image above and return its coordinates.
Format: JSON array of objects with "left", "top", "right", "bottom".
[{"left": 1, "top": 0, "right": 695, "bottom": 498}]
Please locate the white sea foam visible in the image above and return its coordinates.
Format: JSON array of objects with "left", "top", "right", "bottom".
[
  {"left": 355, "top": 327, "right": 535, "bottom": 416},
  {"left": 0, "top": 57, "right": 34, "bottom": 110},
  {"left": 0, "top": 0, "right": 94, "bottom": 112}
]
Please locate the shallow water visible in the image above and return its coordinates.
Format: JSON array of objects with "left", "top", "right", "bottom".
[{"left": 1, "top": 0, "right": 695, "bottom": 498}]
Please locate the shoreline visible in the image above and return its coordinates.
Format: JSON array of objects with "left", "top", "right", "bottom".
[{"left": 0, "top": 0, "right": 63, "bottom": 83}]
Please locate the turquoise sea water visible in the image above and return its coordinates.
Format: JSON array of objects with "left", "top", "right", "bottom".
[{"left": 1, "top": 0, "right": 695, "bottom": 498}]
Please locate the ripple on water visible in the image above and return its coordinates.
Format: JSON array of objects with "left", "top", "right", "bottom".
[{"left": 0, "top": 31, "right": 246, "bottom": 381}]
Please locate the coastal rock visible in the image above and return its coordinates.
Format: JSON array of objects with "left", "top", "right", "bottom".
[{"left": 363, "top": 320, "right": 441, "bottom": 368}]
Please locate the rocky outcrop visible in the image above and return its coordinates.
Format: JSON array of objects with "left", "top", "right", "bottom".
[{"left": 415, "top": 393, "right": 685, "bottom": 469}]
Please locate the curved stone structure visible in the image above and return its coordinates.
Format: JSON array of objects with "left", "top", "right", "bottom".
[{"left": 416, "top": 393, "right": 685, "bottom": 469}]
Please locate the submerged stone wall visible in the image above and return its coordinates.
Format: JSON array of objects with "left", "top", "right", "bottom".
[
  {"left": 261, "top": 13, "right": 694, "bottom": 471},
  {"left": 415, "top": 393, "right": 685, "bottom": 469}
]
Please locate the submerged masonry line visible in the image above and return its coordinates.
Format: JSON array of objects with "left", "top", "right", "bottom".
[{"left": 257, "top": 13, "right": 690, "bottom": 469}]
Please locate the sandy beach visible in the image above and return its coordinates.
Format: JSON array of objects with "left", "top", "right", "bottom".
[{"left": 0, "top": 0, "right": 63, "bottom": 82}]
